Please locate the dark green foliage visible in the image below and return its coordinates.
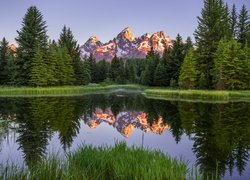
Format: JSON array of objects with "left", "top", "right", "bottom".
[
  {"left": 237, "top": 5, "right": 250, "bottom": 46},
  {"left": 58, "top": 26, "right": 84, "bottom": 85},
  {"left": 15, "top": 6, "right": 48, "bottom": 85},
  {"left": 110, "top": 55, "right": 125, "bottom": 84},
  {"left": 0, "top": 37, "right": 9, "bottom": 85},
  {"left": 165, "top": 34, "right": 186, "bottom": 86},
  {"left": 96, "top": 60, "right": 110, "bottom": 83},
  {"left": 194, "top": 0, "right": 230, "bottom": 89},
  {"left": 86, "top": 53, "right": 99, "bottom": 83},
  {"left": 154, "top": 60, "right": 167, "bottom": 86},
  {"left": 29, "top": 47, "right": 48, "bottom": 86},
  {"left": 49, "top": 46, "right": 75, "bottom": 85},
  {"left": 124, "top": 59, "right": 137, "bottom": 83},
  {"left": 198, "top": 73, "right": 207, "bottom": 90},
  {"left": 179, "top": 49, "right": 199, "bottom": 89},
  {"left": 80, "top": 60, "right": 91, "bottom": 85},
  {"left": 141, "top": 48, "right": 160, "bottom": 86},
  {"left": 230, "top": 4, "right": 238, "bottom": 38},
  {"left": 213, "top": 38, "right": 249, "bottom": 90}
]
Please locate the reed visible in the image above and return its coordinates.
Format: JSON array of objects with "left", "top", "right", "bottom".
[
  {"left": 0, "top": 84, "right": 144, "bottom": 97},
  {"left": 144, "top": 89, "right": 250, "bottom": 102},
  {"left": 0, "top": 143, "right": 194, "bottom": 180}
]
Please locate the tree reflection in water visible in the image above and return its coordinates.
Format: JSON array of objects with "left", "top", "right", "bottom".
[{"left": 0, "top": 93, "right": 249, "bottom": 178}]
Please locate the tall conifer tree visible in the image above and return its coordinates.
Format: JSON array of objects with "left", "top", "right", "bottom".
[
  {"left": 15, "top": 6, "right": 48, "bottom": 85},
  {"left": 194, "top": 0, "right": 229, "bottom": 88},
  {"left": 0, "top": 37, "right": 9, "bottom": 84},
  {"left": 58, "top": 26, "right": 85, "bottom": 84},
  {"left": 237, "top": 5, "right": 250, "bottom": 46}
]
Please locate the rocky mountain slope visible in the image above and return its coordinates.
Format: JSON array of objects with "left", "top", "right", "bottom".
[{"left": 80, "top": 27, "right": 172, "bottom": 61}]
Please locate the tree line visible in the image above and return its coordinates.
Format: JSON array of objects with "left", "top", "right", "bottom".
[{"left": 0, "top": 0, "right": 249, "bottom": 90}]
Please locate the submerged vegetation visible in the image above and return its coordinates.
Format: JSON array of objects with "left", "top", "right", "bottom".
[{"left": 0, "top": 143, "right": 191, "bottom": 180}]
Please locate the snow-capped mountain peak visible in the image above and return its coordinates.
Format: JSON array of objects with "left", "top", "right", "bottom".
[{"left": 80, "top": 27, "right": 172, "bottom": 61}]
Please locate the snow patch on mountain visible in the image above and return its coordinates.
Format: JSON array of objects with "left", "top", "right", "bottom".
[{"left": 80, "top": 27, "right": 172, "bottom": 61}]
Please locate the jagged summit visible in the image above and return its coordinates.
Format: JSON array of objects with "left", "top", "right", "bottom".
[
  {"left": 80, "top": 27, "right": 172, "bottom": 61},
  {"left": 117, "top": 27, "right": 135, "bottom": 41}
]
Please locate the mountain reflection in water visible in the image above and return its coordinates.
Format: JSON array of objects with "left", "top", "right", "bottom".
[
  {"left": 88, "top": 108, "right": 170, "bottom": 137},
  {"left": 0, "top": 93, "right": 249, "bottom": 179}
]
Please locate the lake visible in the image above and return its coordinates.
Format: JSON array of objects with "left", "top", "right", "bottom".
[{"left": 0, "top": 92, "right": 249, "bottom": 179}]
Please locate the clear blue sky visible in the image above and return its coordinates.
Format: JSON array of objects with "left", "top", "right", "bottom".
[{"left": 0, "top": 0, "right": 249, "bottom": 45}]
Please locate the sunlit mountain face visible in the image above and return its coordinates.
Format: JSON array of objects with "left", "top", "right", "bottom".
[
  {"left": 87, "top": 108, "right": 170, "bottom": 138},
  {"left": 80, "top": 27, "right": 172, "bottom": 61}
]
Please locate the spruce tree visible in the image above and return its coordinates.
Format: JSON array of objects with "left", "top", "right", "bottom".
[
  {"left": 0, "top": 37, "right": 9, "bottom": 85},
  {"left": 230, "top": 4, "right": 238, "bottom": 38},
  {"left": 165, "top": 34, "right": 185, "bottom": 86},
  {"left": 213, "top": 38, "right": 248, "bottom": 90},
  {"left": 29, "top": 47, "right": 48, "bottom": 86},
  {"left": 179, "top": 49, "right": 199, "bottom": 89},
  {"left": 154, "top": 60, "right": 168, "bottom": 86},
  {"left": 110, "top": 55, "right": 124, "bottom": 84},
  {"left": 237, "top": 5, "right": 250, "bottom": 46},
  {"left": 82, "top": 60, "right": 91, "bottom": 85},
  {"left": 124, "top": 59, "right": 136, "bottom": 83},
  {"left": 15, "top": 6, "right": 48, "bottom": 85},
  {"left": 141, "top": 47, "right": 160, "bottom": 86},
  {"left": 194, "top": 0, "right": 229, "bottom": 88},
  {"left": 58, "top": 26, "right": 84, "bottom": 84},
  {"left": 86, "top": 53, "right": 98, "bottom": 83}
]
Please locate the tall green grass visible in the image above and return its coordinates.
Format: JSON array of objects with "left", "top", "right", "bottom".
[
  {"left": 0, "top": 84, "right": 144, "bottom": 97},
  {"left": 0, "top": 143, "right": 195, "bottom": 180},
  {"left": 144, "top": 89, "right": 250, "bottom": 102}
]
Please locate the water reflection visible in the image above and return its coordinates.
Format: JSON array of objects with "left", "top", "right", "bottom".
[{"left": 0, "top": 93, "right": 249, "bottom": 179}]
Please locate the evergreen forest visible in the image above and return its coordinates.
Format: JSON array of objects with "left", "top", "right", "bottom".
[{"left": 0, "top": 0, "right": 249, "bottom": 90}]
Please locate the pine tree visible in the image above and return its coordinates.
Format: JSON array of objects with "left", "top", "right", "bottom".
[
  {"left": 213, "top": 38, "right": 248, "bottom": 90},
  {"left": 237, "top": 5, "right": 250, "bottom": 46},
  {"left": 80, "top": 60, "right": 91, "bottom": 85},
  {"left": 194, "top": 0, "right": 230, "bottom": 89},
  {"left": 124, "top": 59, "right": 136, "bottom": 83},
  {"left": 230, "top": 4, "right": 237, "bottom": 38},
  {"left": 154, "top": 60, "right": 168, "bottom": 86},
  {"left": 0, "top": 37, "right": 9, "bottom": 85},
  {"left": 15, "top": 6, "right": 48, "bottom": 85},
  {"left": 110, "top": 55, "right": 124, "bottom": 84},
  {"left": 29, "top": 47, "right": 48, "bottom": 86},
  {"left": 179, "top": 49, "right": 199, "bottom": 89},
  {"left": 97, "top": 60, "right": 110, "bottom": 83},
  {"left": 86, "top": 53, "right": 98, "bottom": 83},
  {"left": 58, "top": 26, "right": 84, "bottom": 84},
  {"left": 44, "top": 45, "right": 58, "bottom": 86},
  {"left": 165, "top": 34, "right": 185, "bottom": 86},
  {"left": 141, "top": 47, "right": 161, "bottom": 86}
]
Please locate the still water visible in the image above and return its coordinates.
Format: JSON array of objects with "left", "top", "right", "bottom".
[{"left": 0, "top": 92, "right": 249, "bottom": 179}]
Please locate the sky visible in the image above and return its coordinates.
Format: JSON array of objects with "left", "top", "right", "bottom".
[{"left": 0, "top": 0, "right": 249, "bottom": 45}]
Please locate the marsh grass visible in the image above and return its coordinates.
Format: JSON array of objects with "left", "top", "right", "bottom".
[
  {"left": 0, "top": 143, "right": 192, "bottom": 180},
  {"left": 0, "top": 84, "right": 248, "bottom": 102},
  {"left": 0, "top": 84, "right": 144, "bottom": 97},
  {"left": 145, "top": 89, "right": 250, "bottom": 102}
]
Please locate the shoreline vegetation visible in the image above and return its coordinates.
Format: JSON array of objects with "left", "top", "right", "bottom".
[
  {"left": 0, "top": 143, "right": 202, "bottom": 180},
  {"left": 0, "top": 84, "right": 249, "bottom": 102}
]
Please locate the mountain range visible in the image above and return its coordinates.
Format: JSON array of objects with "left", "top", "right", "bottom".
[{"left": 80, "top": 27, "right": 172, "bottom": 61}]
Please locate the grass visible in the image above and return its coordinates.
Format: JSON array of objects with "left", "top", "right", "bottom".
[
  {"left": 0, "top": 84, "right": 249, "bottom": 102},
  {"left": 0, "top": 143, "right": 195, "bottom": 180},
  {"left": 144, "top": 88, "right": 250, "bottom": 102},
  {"left": 0, "top": 84, "right": 144, "bottom": 97}
]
